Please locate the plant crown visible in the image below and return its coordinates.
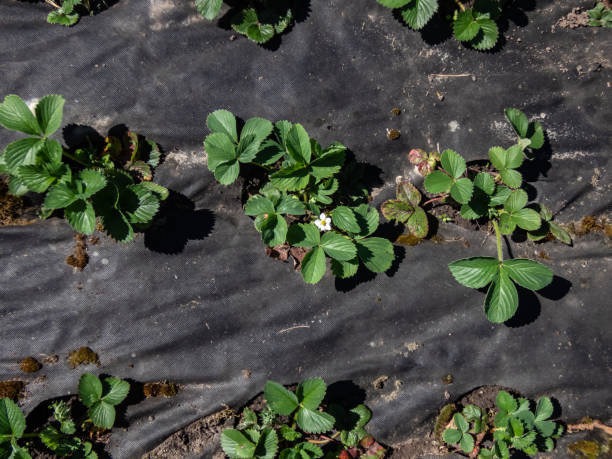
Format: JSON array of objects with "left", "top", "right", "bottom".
[
  {"left": 442, "top": 390, "right": 563, "bottom": 458},
  {"left": 195, "top": 0, "right": 294, "bottom": 43},
  {"left": 383, "top": 109, "right": 571, "bottom": 323},
  {"left": 0, "top": 94, "right": 168, "bottom": 242},
  {"left": 221, "top": 378, "right": 385, "bottom": 458},
  {"left": 0, "top": 373, "right": 129, "bottom": 459},
  {"left": 204, "top": 110, "right": 395, "bottom": 284},
  {"left": 376, "top": 0, "right": 504, "bottom": 50}
]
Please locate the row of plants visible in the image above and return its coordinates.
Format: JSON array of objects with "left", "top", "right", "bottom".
[
  {"left": 0, "top": 95, "right": 574, "bottom": 323},
  {"left": 37, "top": 1, "right": 612, "bottom": 43}
]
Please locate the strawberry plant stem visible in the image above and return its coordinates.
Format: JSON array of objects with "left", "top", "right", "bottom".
[
  {"left": 45, "top": 0, "right": 62, "bottom": 8},
  {"left": 455, "top": 0, "right": 466, "bottom": 11},
  {"left": 423, "top": 195, "right": 448, "bottom": 206},
  {"left": 493, "top": 220, "right": 503, "bottom": 262},
  {"left": 61, "top": 150, "right": 90, "bottom": 167}
]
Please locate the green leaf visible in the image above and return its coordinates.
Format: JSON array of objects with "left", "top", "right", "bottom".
[
  {"left": 330, "top": 257, "right": 359, "bottom": 279},
  {"left": 17, "top": 163, "right": 67, "bottom": 193},
  {"left": 510, "top": 416, "right": 524, "bottom": 436},
  {"left": 504, "top": 189, "right": 527, "bottom": 212},
  {"left": 463, "top": 405, "right": 482, "bottom": 420},
  {"left": 484, "top": 271, "right": 518, "bottom": 323},
  {"left": 450, "top": 177, "right": 473, "bottom": 204},
  {"left": 205, "top": 132, "right": 237, "bottom": 172},
  {"left": 90, "top": 401, "right": 116, "bottom": 429},
  {"left": 8, "top": 175, "right": 29, "bottom": 196},
  {"left": 496, "top": 391, "right": 517, "bottom": 413},
  {"left": 35, "top": 95, "right": 64, "bottom": 137},
  {"left": 331, "top": 206, "right": 361, "bottom": 233},
  {"left": 353, "top": 204, "right": 380, "bottom": 237},
  {"left": 512, "top": 208, "right": 541, "bottom": 231},
  {"left": 221, "top": 429, "right": 257, "bottom": 458},
  {"left": 376, "top": 0, "right": 411, "bottom": 7},
  {"left": 490, "top": 186, "right": 511, "bottom": 207},
  {"left": 264, "top": 381, "right": 299, "bottom": 416},
  {"left": 381, "top": 199, "right": 415, "bottom": 224},
  {"left": 79, "top": 169, "right": 107, "bottom": 198},
  {"left": 255, "top": 140, "right": 285, "bottom": 166},
  {"left": 0, "top": 95, "right": 41, "bottom": 135},
  {"left": 47, "top": 10, "right": 79, "bottom": 26},
  {"left": 276, "top": 194, "right": 306, "bottom": 215},
  {"left": 535, "top": 397, "right": 553, "bottom": 421},
  {"left": 280, "top": 425, "right": 302, "bottom": 441},
  {"left": 301, "top": 246, "right": 327, "bottom": 284},
  {"left": 461, "top": 189, "right": 489, "bottom": 220},
  {"left": 102, "top": 378, "right": 130, "bottom": 406},
  {"left": 261, "top": 214, "right": 288, "bottom": 247},
  {"left": 505, "top": 109, "right": 529, "bottom": 138},
  {"left": 254, "top": 428, "right": 278, "bottom": 459},
  {"left": 442, "top": 428, "right": 462, "bottom": 444},
  {"left": 44, "top": 183, "right": 77, "bottom": 209},
  {"left": 454, "top": 10, "right": 481, "bottom": 41},
  {"left": 101, "top": 208, "right": 134, "bottom": 243},
  {"left": 296, "top": 378, "right": 326, "bottom": 410},
  {"left": 535, "top": 419, "right": 557, "bottom": 437},
  {"left": 287, "top": 223, "right": 320, "bottom": 247},
  {"left": 195, "top": 0, "right": 223, "bottom": 20},
  {"left": 454, "top": 413, "right": 469, "bottom": 432},
  {"left": 139, "top": 181, "right": 169, "bottom": 201},
  {"left": 502, "top": 259, "right": 552, "bottom": 291},
  {"left": 79, "top": 373, "right": 102, "bottom": 407},
  {"left": 207, "top": 110, "right": 237, "bottom": 143},
  {"left": 242, "top": 117, "right": 273, "bottom": 144},
  {"left": 269, "top": 165, "right": 310, "bottom": 191},
  {"left": 488, "top": 146, "right": 507, "bottom": 170},
  {"left": 471, "top": 17, "right": 498, "bottom": 50},
  {"left": 4, "top": 138, "right": 45, "bottom": 172},
  {"left": 528, "top": 121, "right": 545, "bottom": 149},
  {"left": 407, "top": 207, "right": 428, "bottom": 238},
  {"left": 424, "top": 170, "right": 452, "bottom": 193},
  {"left": 499, "top": 169, "right": 522, "bottom": 188},
  {"left": 549, "top": 222, "right": 571, "bottom": 245},
  {"left": 401, "top": 0, "right": 439, "bottom": 30},
  {"left": 397, "top": 181, "right": 422, "bottom": 205},
  {"left": 441, "top": 149, "right": 466, "bottom": 178},
  {"left": 214, "top": 159, "right": 240, "bottom": 185},
  {"left": 505, "top": 144, "right": 524, "bottom": 169},
  {"left": 245, "top": 195, "right": 275, "bottom": 216},
  {"left": 356, "top": 237, "right": 394, "bottom": 273},
  {"left": 320, "top": 232, "right": 357, "bottom": 261},
  {"left": 0, "top": 399, "right": 26, "bottom": 440},
  {"left": 296, "top": 408, "right": 335, "bottom": 434},
  {"left": 460, "top": 433, "right": 475, "bottom": 453},
  {"left": 65, "top": 200, "right": 96, "bottom": 234},
  {"left": 310, "top": 150, "right": 345, "bottom": 179},
  {"left": 449, "top": 257, "right": 499, "bottom": 288},
  {"left": 285, "top": 124, "right": 312, "bottom": 164},
  {"left": 473, "top": 172, "right": 495, "bottom": 195}
]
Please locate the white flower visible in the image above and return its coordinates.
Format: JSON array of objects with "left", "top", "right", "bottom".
[{"left": 314, "top": 213, "right": 332, "bottom": 231}]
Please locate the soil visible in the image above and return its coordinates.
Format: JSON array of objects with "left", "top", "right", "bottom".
[
  {"left": 20, "top": 357, "right": 42, "bottom": 374},
  {"left": 0, "top": 380, "right": 26, "bottom": 401},
  {"left": 142, "top": 382, "right": 180, "bottom": 398},
  {"left": 555, "top": 7, "right": 590, "bottom": 29},
  {"left": 67, "top": 347, "right": 100, "bottom": 368},
  {"left": 65, "top": 234, "right": 90, "bottom": 270},
  {"left": 0, "top": 178, "right": 37, "bottom": 226}
]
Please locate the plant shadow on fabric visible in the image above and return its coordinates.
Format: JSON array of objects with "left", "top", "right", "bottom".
[
  {"left": 391, "top": 0, "right": 536, "bottom": 52},
  {"left": 216, "top": 0, "right": 312, "bottom": 50}
]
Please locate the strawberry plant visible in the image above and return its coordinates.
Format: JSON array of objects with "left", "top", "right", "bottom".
[
  {"left": 44, "top": 0, "right": 109, "bottom": 26},
  {"left": 383, "top": 109, "right": 571, "bottom": 323},
  {"left": 442, "top": 390, "right": 563, "bottom": 458},
  {"left": 0, "top": 373, "right": 129, "bottom": 459},
  {"left": 0, "top": 94, "right": 168, "bottom": 242},
  {"left": 204, "top": 110, "right": 395, "bottom": 284},
  {"left": 375, "top": 0, "right": 505, "bottom": 50},
  {"left": 587, "top": 2, "right": 612, "bottom": 27},
  {"left": 195, "top": 0, "right": 294, "bottom": 43},
  {"left": 220, "top": 378, "right": 385, "bottom": 458}
]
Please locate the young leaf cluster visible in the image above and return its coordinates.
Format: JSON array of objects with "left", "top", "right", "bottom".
[
  {"left": 0, "top": 373, "right": 129, "bottom": 459},
  {"left": 204, "top": 110, "right": 395, "bottom": 284},
  {"left": 195, "top": 0, "right": 294, "bottom": 43},
  {"left": 221, "top": 378, "right": 384, "bottom": 459},
  {"left": 0, "top": 95, "right": 168, "bottom": 242},
  {"left": 46, "top": 0, "right": 105, "bottom": 26},
  {"left": 405, "top": 109, "right": 565, "bottom": 322},
  {"left": 375, "top": 0, "right": 503, "bottom": 50},
  {"left": 587, "top": 2, "right": 612, "bottom": 27},
  {"left": 442, "top": 391, "right": 563, "bottom": 458},
  {"left": 381, "top": 181, "right": 428, "bottom": 241}
]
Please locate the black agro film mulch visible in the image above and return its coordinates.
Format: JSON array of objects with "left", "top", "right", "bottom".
[{"left": 0, "top": 0, "right": 611, "bottom": 457}]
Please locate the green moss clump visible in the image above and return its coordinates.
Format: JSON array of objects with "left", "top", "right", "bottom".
[
  {"left": 19, "top": 357, "right": 41, "bottom": 373},
  {"left": 568, "top": 440, "right": 601, "bottom": 458},
  {"left": 434, "top": 403, "right": 457, "bottom": 441},
  {"left": 67, "top": 347, "right": 100, "bottom": 368},
  {"left": 143, "top": 382, "right": 179, "bottom": 398},
  {"left": 0, "top": 380, "right": 25, "bottom": 401}
]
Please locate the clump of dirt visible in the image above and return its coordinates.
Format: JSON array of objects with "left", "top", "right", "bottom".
[
  {"left": 555, "top": 7, "right": 590, "bottom": 29},
  {"left": 372, "top": 375, "right": 389, "bottom": 390},
  {"left": 441, "top": 374, "right": 453, "bottom": 385},
  {"left": 434, "top": 403, "right": 457, "bottom": 441},
  {"left": 142, "top": 406, "right": 235, "bottom": 459},
  {"left": 66, "top": 234, "right": 89, "bottom": 270},
  {"left": 0, "top": 179, "right": 34, "bottom": 226},
  {"left": 41, "top": 354, "right": 59, "bottom": 364},
  {"left": 265, "top": 244, "right": 307, "bottom": 270},
  {"left": 143, "top": 382, "right": 179, "bottom": 398},
  {"left": 568, "top": 439, "right": 604, "bottom": 458},
  {"left": 567, "top": 215, "right": 612, "bottom": 237},
  {"left": 67, "top": 347, "right": 100, "bottom": 368},
  {"left": 20, "top": 357, "right": 42, "bottom": 373},
  {"left": 386, "top": 128, "right": 400, "bottom": 140},
  {"left": 0, "top": 380, "right": 26, "bottom": 401},
  {"left": 395, "top": 233, "right": 423, "bottom": 246}
]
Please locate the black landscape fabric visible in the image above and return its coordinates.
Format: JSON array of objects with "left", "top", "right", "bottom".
[{"left": 0, "top": 0, "right": 611, "bottom": 457}]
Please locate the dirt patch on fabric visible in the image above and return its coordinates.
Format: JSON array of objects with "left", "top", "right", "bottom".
[
  {"left": 20, "top": 357, "right": 42, "bottom": 374},
  {"left": 142, "top": 406, "right": 235, "bottom": 459},
  {"left": 0, "top": 380, "right": 26, "bottom": 401},
  {"left": 555, "top": 7, "right": 590, "bottom": 29},
  {"left": 67, "top": 347, "right": 100, "bottom": 368},
  {"left": 0, "top": 178, "right": 37, "bottom": 226},
  {"left": 66, "top": 234, "right": 90, "bottom": 270},
  {"left": 143, "top": 382, "right": 180, "bottom": 398}
]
